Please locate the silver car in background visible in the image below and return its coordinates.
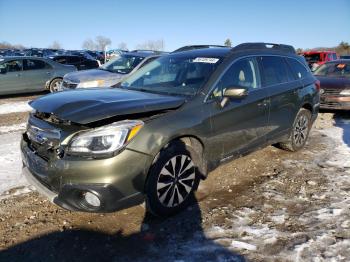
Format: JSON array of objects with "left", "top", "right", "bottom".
[
  {"left": 0, "top": 56, "right": 76, "bottom": 95},
  {"left": 59, "top": 51, "right": 163, "bottom": 91}
]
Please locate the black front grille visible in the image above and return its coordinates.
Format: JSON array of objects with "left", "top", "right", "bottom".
[
  {"left": 25, "top": 123, "right": 61, "bottom": 162},
  {"left": 320, "top": 101, "right": 341, "bottom": 108},
  {"left": 322, "top": 88, "right": 343, "bottom": 96}
]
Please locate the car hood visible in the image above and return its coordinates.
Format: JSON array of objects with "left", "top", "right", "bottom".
[
  {"left": 316, "top": 76, "right": 350, "bottom": 89},
  {"left": 64, "top": 69, "right": 125, "bottom": 83},
  {"left": 29, "top": 89, "right": 185, "bottom": 124}
]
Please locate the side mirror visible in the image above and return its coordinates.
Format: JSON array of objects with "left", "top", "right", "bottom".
[
  {"left": 0, "top": 68, "right": 7, "bottom": 74},
  {"left": 223, "top": 87, "right": 248, "bottom": 98},
  {"left": 220, "top": 87, "right": 248, "bottom": 108}
]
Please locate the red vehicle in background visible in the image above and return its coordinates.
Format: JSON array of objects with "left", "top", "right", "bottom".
[{"left": 301, "top": 51, "right": 338, "bottom": 71}]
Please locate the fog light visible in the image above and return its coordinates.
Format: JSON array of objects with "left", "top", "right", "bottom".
[{"left": 84, "top": 192, "right": 101, "bottom": 207}]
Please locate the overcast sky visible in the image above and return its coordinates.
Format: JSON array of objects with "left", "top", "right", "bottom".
[{"left": 0, "top": 0, "right": 349, "bottom": 51}]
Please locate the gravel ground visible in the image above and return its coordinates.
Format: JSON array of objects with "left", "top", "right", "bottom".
[{"left": 0, "top": 96, "right": 349, "bottom": 262}]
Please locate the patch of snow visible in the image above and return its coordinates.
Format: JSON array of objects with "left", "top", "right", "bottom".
[
  {"left": 0, "top": 123, "right": 26, "bottom": 134},
  {"left": 230, "top": 240, "right": 256, "bottom": 251},
  {"left": 0, "top": 101, "right": 31, "bottom": 115},
  {"left": 0, "top": 132, "right": 31, "bottom": 197},
  {"left": 202, "top": 116, "right": 350, "bottom": 260}
]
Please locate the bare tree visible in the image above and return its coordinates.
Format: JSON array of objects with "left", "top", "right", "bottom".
[
  {"left": 118, "top": 42, "right": 128, "bottom": 50},
  {"left": 48, "top": 41, "right": 62, "bottom": 49},
  {"left": 224, "top": 38, "right": 232, "bottom": 47},
  {"left": 296, "top": 48, "right": 303, "bottom": 54},
  {"left": 95, "top": 36, "right": 111, "bottom": 51},
  {"left": 82, "top": 38, "right": 96, "bottom": 50},
  {"left": 0, "top": 41, "right": 25, "bottom": 49},
  {"left": 135, "top": 39, "right": 164, "bottom": 51}
]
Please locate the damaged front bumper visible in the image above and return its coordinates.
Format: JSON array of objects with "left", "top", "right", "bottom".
[{"left": 21, "top": 137, "right": 152, "bottom": 213}]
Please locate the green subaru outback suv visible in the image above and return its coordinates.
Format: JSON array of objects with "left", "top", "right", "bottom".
[{"left": 21, "top": 43, "right": 320, "bottom": 216}]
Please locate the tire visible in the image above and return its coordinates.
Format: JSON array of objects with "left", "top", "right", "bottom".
[
  {"left": 279, "top": 108, "right": 312, "bottom": 152},
  {"left": 145, "top": 141, "right": 200, "bottom": 217},
  {"left": 49, "top": 78, "right": 62, "bottom": 93}
]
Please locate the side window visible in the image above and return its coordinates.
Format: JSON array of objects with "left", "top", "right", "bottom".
[
  {"left": 139, "top": 56, "right": 158, "bottom": 69},
  {"left": 54, "top": 57, "right": 67, "bottom": 64},
  {"left": 332, "top": 53, "right": 337, "bottom": 60},
  {"left": 1, "top": 60, "right": 23, "bottom": 72},
  {"left": 259, "top": 56, "right": 293, "bottom": 86},
  {"left": 67, "top": 56, "right": 81, "bottom": 64},
  {"left": 286, "top": 58, "right": 309, "bottom": 79},
  {"left": 24, "top": 59, "right": 51, "bottom": 70},
  {"left": 211, "top": 57, "right": 260, "bottom": 98}
]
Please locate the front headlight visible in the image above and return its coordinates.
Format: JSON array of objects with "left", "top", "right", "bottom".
[
  {"left": 67, "top": 120, "right": 143, "bottom": 156},
  {"left": 340, "top": 89, "right": 350, "bottom": 96},
  {"left": 77, "top": 80, "right": 105, "bottom": 88}
]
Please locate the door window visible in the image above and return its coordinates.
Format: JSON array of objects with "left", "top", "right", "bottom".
[
  {"left": 24, "top": 59, "right": 51, "bottom": 70},
  {"left": 210, "top": 57, "right": 260, "bottom": 98},
  {"left": 259, "top": 56, "right": 294, "bottom": 86},
  {"left": 0, "top": 60, "right": 23, "bottom": 72},
  {"left": 54, "top": 57, "right": 68, "bottom": 64},
  {"left": 67, "top": 56, "right": 81, "bottom": 64}
]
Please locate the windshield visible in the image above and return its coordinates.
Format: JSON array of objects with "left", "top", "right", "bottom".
[
  {"left": 100, "top": 55, "right": 144, "bottom": 74},
  {"left": 304, "top": 54, "right": 321, "bottom": 63},
  {"left": 314, "top": 62, "right": 350, "bottom": 78},
  {"left": 120, "top": 55, "right": 222, "bottom": 96}
]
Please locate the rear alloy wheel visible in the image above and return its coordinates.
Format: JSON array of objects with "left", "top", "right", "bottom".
[
  {"left": 146, "top": 141, "right": 200, "bottom": 217},
  {"left": 49, "top": 78, "right": 62, "bottom": 93},
  {"left": 293, "top": 114, "right": 309, "bottom": 147},
  {"left": 279, "top": 108, "right": 312, "bottom": 152}
]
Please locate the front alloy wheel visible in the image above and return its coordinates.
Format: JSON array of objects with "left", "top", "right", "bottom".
[
  {"left": 157, "top": 155, "right": 195, "bottom": 208},
  {"left": 146, "top": 141, "right": 200, "bottom": 217}
]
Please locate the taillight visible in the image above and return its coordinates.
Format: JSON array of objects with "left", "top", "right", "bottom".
[{"left": 315, "top": 80, "right": 321, "bottom": 92}]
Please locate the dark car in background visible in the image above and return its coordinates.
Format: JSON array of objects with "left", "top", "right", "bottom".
[
  {"left": 49, "top": 55, "right": 99, "bottom": 71},
  {"left": 85, "top": 50, "right": 105, "bottom": 64},
  {"left": 314, "top": 60, "right": 350, "bottom": 110},
  {"left": 60, "top": 51, "right": 162, "bottom": 90},
  {"left": 22, "top": 43, "right": 319, "bottom": 217},
  {"left": 0, "top": 56, "right": 76, "bottom": 95}
]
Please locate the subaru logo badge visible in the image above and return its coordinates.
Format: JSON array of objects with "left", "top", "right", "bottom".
[{"left": 35, "top": 133, "right": 47, "bottom": 144}]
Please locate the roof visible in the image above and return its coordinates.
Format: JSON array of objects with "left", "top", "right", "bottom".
[
  {"left": 169, "top": 47, "right": 231, "bottom": 58},
  {"left": 0, "top": 56, "right": 49, "bottom": 60},
  {"left": 123, "top": 51, "right": 161, "bottom": 58},
  {"left": 302, "top": 51, "right": 336, "bottom": 54},
  {"left": 323, "top": 59, "right": 350, "bottom": 64}
]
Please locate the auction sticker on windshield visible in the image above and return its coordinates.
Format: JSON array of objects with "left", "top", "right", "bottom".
[{"left": 193, "top": 57, "right": 219, "bottom": 63}]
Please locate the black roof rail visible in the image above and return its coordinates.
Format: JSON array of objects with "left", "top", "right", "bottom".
[
  {"left": 130, "top": 49, "right": 164, "bottom": 53},
  {"left": 172, "top": 45, "right": 227, "bottom": 53},
  {"left": 232, "top": 43, "right": 296, "bottom": 54}
]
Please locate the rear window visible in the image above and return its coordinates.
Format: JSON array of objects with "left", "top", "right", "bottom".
[
  {"left": 314, "top": 62, "right": 350, "bottom": 78},
  {"left": 286, "top": 58, "right": 309, "bottom": 79},
  {"left": 260, "top": 56, "right": 294, "bottom": 86}
]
